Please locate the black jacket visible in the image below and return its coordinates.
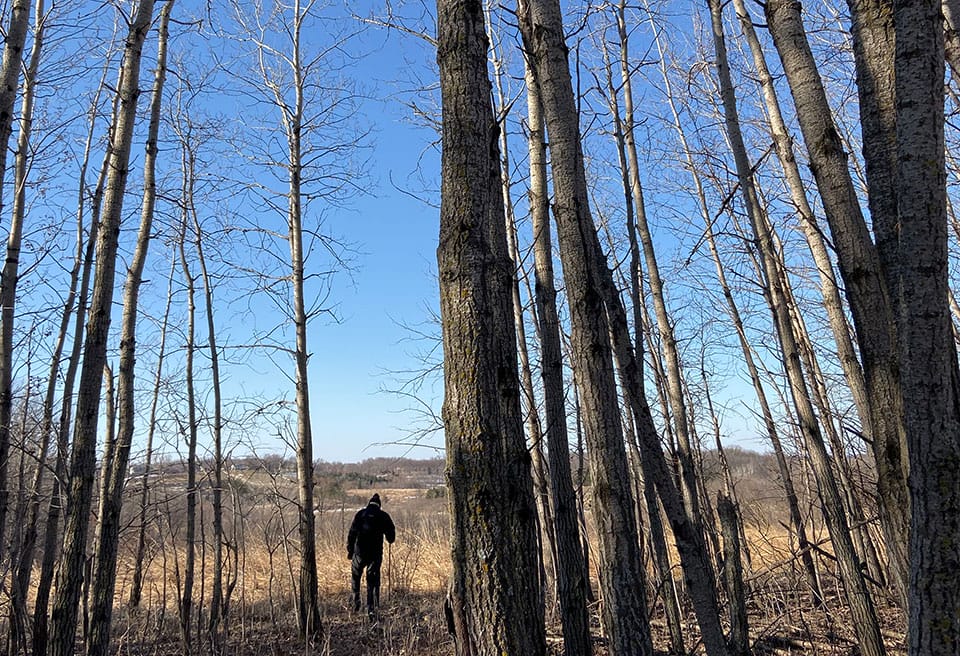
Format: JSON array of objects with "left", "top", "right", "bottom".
[{"left": 347, "top": 503, "right": 396, "bottom": 561}]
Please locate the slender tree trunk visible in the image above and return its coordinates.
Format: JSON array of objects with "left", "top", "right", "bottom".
[
  {"left": 177, "top": 139, "right": 199, "bottom": 656},
  {"left": 436, "top": 0, "right": 546, "bottom": 653},
  {"left": 48, "top": 3, "right": 156, "bottom": 653},
  {"left": 0, "top": 0, "right": 31, "bottom": 565},
  {"left": 87, "top": 7, "right": 171, "bottom": 653},
  {"left": 256, "top": 0, "right": 322, "bottom": 637},
  {"left": 191, "top": 129, "right": 229, "bottom": 651},
  {"left": 129, "top": 255, "right": 176, "bottom": 608},
  {"left": 892, "top": 1, "right": 960, "bottom": 651},
  {"left": 488, "top": 33, "right": 557, "bottom": 608},
  {"left": 718, "top": 493, "right": 748, "bottom": 656},
  {"left": 525, "top": 62, "right": 592, "bottom": 656},
  {"left": 709, "top": 3, "right": 885, "bottom": 654},
  {"left": 5, "top": 3, "right": 47, "bottom": 649},
  {"left": 765, "top": 0, "right": 910, "bottom": 609},
  {"left": 517, "top": 2, "right": 656, "bottom": 653},
  {"left": 943, "top": 0, "right": 960, "bottom": 78},
  {"left": 603, "top": 33, "right": 702, "bottom": 535},
  {"left": 609, "top": 20, "right": 690, "bottom": 638}
]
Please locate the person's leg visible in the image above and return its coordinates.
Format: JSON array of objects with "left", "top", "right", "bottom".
[
  {"left": 365, "top": 557, "right": 382, "bottom": 618},
  {"left": 351, "top": 554, "right": 364, "bottom": 611}
]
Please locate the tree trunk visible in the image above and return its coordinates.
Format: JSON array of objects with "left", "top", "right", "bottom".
[
  {"left": 129, "top": 255, "right": 176, "bottom": 608},
  {"left": 32, "top": 64, "right": 113, "bottom": 656},
  {"left": 0, "top": 0, "right": 31, "bottom": 565},
  {"left": 765, "top": 0, "right": 910, "bottom": 610},
  {"left": 843, "top": 0, "right": 912, "bottom": 604},
  {"left": 86, "top": 6, "right": 171, "bottom": 653},
  {"left": 717, "top": 493, "right": 748, "bottom": 656},
  {"left": 517, "top": 2, "right": 656, "bottom": 653},
  {"left": 288, "top": 22, "right": 322, "bottom": 645},
  {"left": 47, "top": 5, "right": 155, "bottom": 653},
  {"left": 177, "top": 134, "right": 199, "bottom": 656},
  {"left": 489, "top": 35, "right": 557, "bottom": 609},
  {"left": 709, "top": 3, "right": 886, "bottom": 654},
  {"left": 436, "top": 0, "right": 546, "bottom": 653},
  {"left": 943, "top": 0, "right": 960, "bottom": 78},
  {"left": 892, "top": 1, "right": 960, "bottom": 651},
  {"left": 525, "top": 62, "right": 592, "bottom": 656},
  {"left": 5, "top": 3, "right": 47, "bottom": 649}
]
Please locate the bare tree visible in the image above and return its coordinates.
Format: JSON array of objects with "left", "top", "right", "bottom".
[
  {"left": 224, "top": 0, "right": 372, "bottom": 635},
  {"left": 177, "top": 150, "right": 199, "bottom": 654},
  {"left": 518, "top": 1, "right": 678, "bottom": 653},
  {"left": 765, "top": 0, "right": 910, "bottom": 611},
  {"left": 4, "top": 2, "right": 49, "bottom": 649},
  {"left": 436, "top": 0, "right": 546, "bottom": 652},
  {"left": 32, "top": 51, "right": 117, "bottom": 656},
  {"left": 129, "top": 254, "right": 178, "bottom": 608},
  {"left": 48, "top": 3, "right": 157, "bottom": 654},
  {"left": 0, "top": 0, "right": 32, "bottom": 562},
  {"left": 525, "top": 49, "right": 592, "bottom": 656},
  {"left": 708, "top": 2, "right": 886, "bottom": 654},
  {"left": 891, "top": 0, "right": 960, "bottom": 651},
  {"left": 86, "top": 6, "right": 173, "bottom": 654}
]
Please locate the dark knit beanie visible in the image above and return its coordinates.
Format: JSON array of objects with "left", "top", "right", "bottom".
[{"left": 369, "top": 493, "right": 381, "bottom": 507}]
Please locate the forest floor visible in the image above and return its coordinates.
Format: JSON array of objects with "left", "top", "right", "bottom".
[{"left": 105, "top": 577, "right": 907, "bottom": 656}]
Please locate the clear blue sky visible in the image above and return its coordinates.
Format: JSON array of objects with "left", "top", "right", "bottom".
[
  {"left": 295, "top": 11, "right": 444, "bottom": 463},
  {"left": 19, "top": 0, "right": 776, "bottom": 466}
]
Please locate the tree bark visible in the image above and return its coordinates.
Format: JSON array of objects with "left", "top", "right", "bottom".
[
  {"left": 718, "top": 493, "right": 748, "bottom": 656},
  {"left": 765, "top": 0, "right": 910, "bottom": 609},
  {"left": 48, "top": 3, "right": 156, "bottom": 654},
  {"left": 86, "top": 6, "right": 172, "bottom": 653},
  {"left": 0, "top": 0, "right": 31, "bottom": 564},
  {"left": 436, "top": 0, "right": 546, "bottom": 653},
  {"left": 524, "top": 61, "right": 592, "bottom": 656},
  {"left": 892, "top": 0, "right": 960, "bottom": 651},
  {"left": 517, "top": 2, "right": 657, "bottom": 653},
  {"left": 843, "top": 0, "right": 912, "bottom": 603}
]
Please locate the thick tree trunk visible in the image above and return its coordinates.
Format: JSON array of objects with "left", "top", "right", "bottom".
[
  {"left": 843, "top": 0, "right": 912, "bottom": 604},
  {"left": 436, "top": 0, "right": 546, "bottom": 653},
  {"left": 892, "top": 1, "right": 960, "bottom": 651},
  {"left": 48, "top": 4, "right": 156, "bottom": 655}
]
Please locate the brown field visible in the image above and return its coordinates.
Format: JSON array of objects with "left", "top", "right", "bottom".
[{"left": 20, "top": 457, "right": 908, "bottom": 655}]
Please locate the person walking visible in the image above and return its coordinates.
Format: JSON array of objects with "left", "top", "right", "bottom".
[{"left": 347, "top": 493, "right": 396, "bottom": 619}]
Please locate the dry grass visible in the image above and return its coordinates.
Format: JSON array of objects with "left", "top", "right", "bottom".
[{"left": 16, "top": 473, "right": 907, "bottom": 655}]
